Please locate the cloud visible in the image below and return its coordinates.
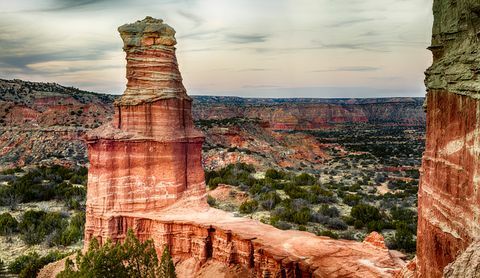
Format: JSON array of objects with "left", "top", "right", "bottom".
[
  {"left": 0, "top": 20, "right": 118, "bottom": 75},
  {"left": 359, "top": 31, "right": 379, "bottom": 37},
  {"left": 0, "top": 0, "right": 432, "bottom": 98},
  {"left": 224, "top": 33, "right": 270, "bottom": 44},
  {"left": 241, "top": 84, "right": 280, "bottom": 89},
  {"left": 177, "top": 10, "right": 204, "bottom": 26},
  {"left": 314, "top": 66, "right": 380, "bottom": 72},
  {"left": 237, "top": 68, "right": 272, "bottom": 72},
  {"left": 177, "top": 28, "right": 223, "bottom": 40},
  {"left": 325, "top": 18, "right": 376, "bottom": 28}
]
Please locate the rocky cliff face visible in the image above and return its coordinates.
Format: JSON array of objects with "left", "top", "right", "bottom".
[
  {"left": 416, "top": 0, "right": 480, "bottom": 277},
  {"left": 82, "top": 17, "right": 405, "bottom": 277},
  {"left": 193, "top": 97, "right": 425, "bottom": 130},
  {"left": 0, "top": 79, "right": 115, "bottom": 168}
]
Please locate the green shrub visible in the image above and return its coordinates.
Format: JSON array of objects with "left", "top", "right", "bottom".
[
  {"left": 207, "top": 177, "right": 223, "bottom": 190},
  {"left": 294, "top": 173, "right": 316, "bottom": 186},
  {"left": 206, "top": 195, "right": 216, "bottom": 207},
  {"left": 319, "top": 205, "right": 340, "bottom": 218},
  {"left": 392, "top": 222, "right": 416, "bottom": 253},
  {"left": 9, "top": 251, "right": 68, "bottom": 278},
  {"left": 58, "top": 229, "right": 175, "bottom": 278},
  {"left": 239, "top": 200, "right": 258, "bottom": 214},
  {"left": 354, "top": 220, "right": 364, "bottom": 229},
  {"left": 0, "top": 212, "right": 18, "bottom": 235},
  {"left": 273, "top": 220, "right": 292, "bottom": 230},
  {"left": 283, "top": 184, "right": 315, "bottom": 202},
  {"left": 265, "top": 169, "right": 284, "bottom": 180},
  {"left": 366, "top": 220, "right": 385, "bottom": 232},
  {"left": 19, "top": 210, "right": 67, "bottom": 245},
  {"left": 348, "top": 184, "right": 362, "bottom": 192},
  {"left": 292, "top": 207, "right": 311, "bottom": 225},
  {"left": 159, "top": 245, "right": 176, "bottom": 278},
  {"left": 259, "top": 192, "right": 281, "bottom": 210},
  {"left": 343, "top": 216, "right": 355, "bottom": 225},
  {"left": 205, "top": 163, "right": 256, "bottom": 189},
  {"left": 316, "top": 230, "right": 339, "bottom": 239},
  {"left": 342, "top": 194, "right": 362, "bottom": 206},
  {"left": 0, "top": 165, "right": 87, "bottom": 206},
  {"left": 350, "top": 204, "right": 382, "bottom": 225},
  {"left": 54, "top": 211, "right": 85, "bottom": 246},
  {"left": 326, "top": 218, "right": 348, "bottom": 230},
  {"left": 0, "top": 259, "right": 5, "bottom": 276},
  {"left": 390, "top": 207, "right": 416, "bottom": 222}
]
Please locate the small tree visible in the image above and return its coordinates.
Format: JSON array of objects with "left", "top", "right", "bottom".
[
  {"left": 159, "top": 245, "right": 176, "bottom": 278},
  {"left": 58, "top": 229, "right": 176, "bottom": 278},
  {"left": 392, "top": 222, "right": 416, "bottom": 253}
]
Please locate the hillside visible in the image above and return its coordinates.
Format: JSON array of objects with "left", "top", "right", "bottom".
[{"left": 0, "top": 78, "right": 425, "bottom": 170}]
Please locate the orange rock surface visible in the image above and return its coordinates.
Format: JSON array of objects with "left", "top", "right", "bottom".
[
  {"left": 84, "top": 16, "right": 405, "bottom": 277},
  {"left": 363, "top": 232, "right": 387, "bottom": 250}
]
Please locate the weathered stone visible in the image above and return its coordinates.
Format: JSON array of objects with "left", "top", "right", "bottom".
[
  {"left": 424, "top": 0, "right": 480, "bottom": 98},
  {"left": 363, "top": 231, "right": 387, "bottom": 249},
  {"left": 116, "top": 16, "right": 187, "bottom": 106},
  {"left": 415, "top": 0, "right": 480, "bottom": 277},
  {"left": 443, "top": 240, "right": 480, "bottom": 278}
]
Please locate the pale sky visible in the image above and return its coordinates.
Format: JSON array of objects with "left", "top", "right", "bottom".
[{"left": 0, "top": 0, "right": 433, "bottom": 98}]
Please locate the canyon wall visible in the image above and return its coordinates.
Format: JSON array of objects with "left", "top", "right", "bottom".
[
  {"left": 416, "top": 0, "right": 480, "bottom": 277},
  {"left": 193, "top": 97, "right": 425, "bottom": 129},
  {"left": 83, "top": 17, "right": 405, "bottom": 277},
  {"left": 0, "top": 80, "right": 425, "bottom": 170}
]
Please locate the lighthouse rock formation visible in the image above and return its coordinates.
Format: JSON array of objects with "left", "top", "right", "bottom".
[
  {"left": 414, "top": 0, "right": 480, "bottom": 277},
  {"left": 84, "top": 17, "right": 404, "bottom": 277}
]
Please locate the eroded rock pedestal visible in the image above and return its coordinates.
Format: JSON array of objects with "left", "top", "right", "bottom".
[
  {"left": 85, "top": 17, "right": 206, "bottom": 219},
  {"left": 84, "top": 17, "right": 404, "bottom": 277},
  {"left": 416, "top": 0, "right": 480, "bottom": 277}
]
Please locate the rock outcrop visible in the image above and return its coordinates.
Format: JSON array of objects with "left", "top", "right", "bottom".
[
  {"left": 416, "top": 0, "right": 480, "bottom": 277},
  {"left": 85, "top": 16, "right": 206, "bottom": 220},
  {"left": 443, "top": 240, "right": 480, "bottom": 278},
  {"left": 83, "top": 17, "right": 405, "bottom": 277}
]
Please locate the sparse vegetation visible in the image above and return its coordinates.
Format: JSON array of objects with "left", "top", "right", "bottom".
[
  {"left": 0, "top": 165, "right": 87, "bottom": 208},
  {"left": 58, "top": 229, "right": 176, "bottom": 278},
  {"left": 207, "top": 143, "right": 421, "bottom": 255},
  {"left": 8, "top": 251, "right": 70, "bottom": 278}
]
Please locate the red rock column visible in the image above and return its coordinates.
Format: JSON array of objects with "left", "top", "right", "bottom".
[
  {"left": 84, "top": 17, "right": 206, "bottom": 244},
  {"left": 417, "top": 1, "right": 480, "bottom": 277}
]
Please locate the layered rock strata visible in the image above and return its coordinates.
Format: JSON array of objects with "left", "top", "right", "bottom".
[
  {"left": 416, "top": 0, "right": 480, "bottom": 277},
  {"left": 85, "top": 17, "right": 205, "bottom": 218},
  {"left": 84, "top": 17, "right": 404, "bottom": 277}
]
